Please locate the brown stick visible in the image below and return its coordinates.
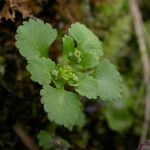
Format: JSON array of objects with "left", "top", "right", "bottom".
[
  {"left": 13, "top": 122, "right": 40, "bottom": 150},
  {"left": 129, "top": 0, "right": 150, "bottom": 145}
]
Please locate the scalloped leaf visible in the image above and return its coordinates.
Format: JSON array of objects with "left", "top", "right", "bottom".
[
  {"left": 15, "top": 19, "right": 57, "bottom": 59},
  {"left": 60, "top": 35, "right": 75, "bottom": 64},
  {"left": 27, "top": 56, "right": 55, "bottom": 85},
  {"left": 78, "top": 51, "right": 99, "bottom": 69},
  {"left": 63, "top": 35, "right": 75, "bottom": 55},
  {"left": 40, "top": 85, "right": 85, "bottom": 129},
  {"left": 68, "top": 22, "right": 103, "bottom": 57},
  {"left": 93, "top": 59, "right": 122, "bottom": 100},
  {"left": 75, "top": 73, "right": 100, "bottom": 99}
]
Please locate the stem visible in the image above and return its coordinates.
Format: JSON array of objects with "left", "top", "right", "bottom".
[
  {"left": 13, "top": 122, "right": 40, "bottom": 150},
  {"left": 129, "top": 0, "right": 150, "bottom": 145}
]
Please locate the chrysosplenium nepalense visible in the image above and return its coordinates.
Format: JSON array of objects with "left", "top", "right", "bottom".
[{"left": 15, "top": 19, "right": 122, "bottom": 129}]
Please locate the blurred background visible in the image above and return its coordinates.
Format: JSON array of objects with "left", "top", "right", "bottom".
[{"left": 0, "top": 0, "right": 150, "bottom": 149}]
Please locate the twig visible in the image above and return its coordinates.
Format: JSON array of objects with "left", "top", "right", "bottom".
[
  {"left": 129, "top": 0, "right": 150, "bottom": 145},
  {"left": 13, "top": 122, "right": 40, "bottom": 150}
]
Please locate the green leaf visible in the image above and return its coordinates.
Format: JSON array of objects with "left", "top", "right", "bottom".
[
  {"left": 63, "top": 35, "right": 75, "bottom": 55},
  {"left": 27, "top": 56, "right": 55, "bottom": 85},
  {"left": 78, "top": 51, "right": 99, "bottom": 69},
  {"left": 68, "top": 22, "right": 103, "bottom": 57},
  {"left": 93, "top": 59, "right": 122, "bottom": 100},
  {"left": 37, "top": 130, "right": 52, "bottom": 150},
  {"left": 105, "top": 100, "right": 132, "bottom": 132},
  {"left": 104, "top": 83, "right": 132, "bottom": 132},
  {"left": 59, "top": 35, "right": 75, "bottom": 64},
  {"left": 76, "top": 60, "right": 122, "bottom": 100},
  {"left": 15, "top": 19, "right": 57, "bottom": 59},
  {"left": 75, "top": 73, "right": 100, "bottom": 99},
  {"left": 40, "top": 85, "right": 85, "bottom": 129},
  {"left": 37, "top": 130, "right": 71, "bottom": 150}
]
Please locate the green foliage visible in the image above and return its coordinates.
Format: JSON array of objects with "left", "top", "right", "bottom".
[
  {"left": 68, "top": 22, "right": 103, "bottom": 57},
  {"left": 103, "top": 16, "right": 132, "bottom": 58},
  {"left": 96, "top": 0, "right": 128, "bottom": 27},
  {"left": 27, "top": 56, "right": 55, "bottom": 85},
  {"left": 41, "top": 85, "right": 85, "bottom": 129},
  {"left": 75, "top": 73, "right": 100, "bottom": 99},
  {"left": 15, "top": 19, "right": 57, "bottom": 59},
  {"left": 75, "top": 59, "right": 122, "bottom": 101},
  {"left": 68, "top": 22, "right": 102, "bottom": 69},
  {"left": 105, "top": 100, "right": 132, "bottom": 132},
  {"left": 79, "top": 51, "right": 99, "bottom": 69},
  {"left": 104, "top": 85, "right": 133, "bottom": 132},
  {"left": 93, "top": 59, "right": 122, "bottom": 101},
  {"left": 37, "top": 130, "right": 52, "bottom": 150},
  {"left": 63, "top": 35, "right": 75, "bottom": 56},
  {"left": 37, "top": 130, "right": 70, "bottom": 150},
  {"left": 15, "top": 19, "right": 122, "bottom": 129}
]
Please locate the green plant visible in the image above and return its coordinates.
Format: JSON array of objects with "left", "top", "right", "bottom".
[
  {"left": 94, "top": 0, "right": 128, "bottom": 28},
  {"left": 103, "top": 16, "right": 132, "bottom": 58},
  {"left": 104, "top": 84, "right": 133, "bottom": 132},
  {"left": 37, "top": 130, "right": 70, "bottom": 150},
  {"left": 15, "top": 19, "right": 122, "bottom": 129}
]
